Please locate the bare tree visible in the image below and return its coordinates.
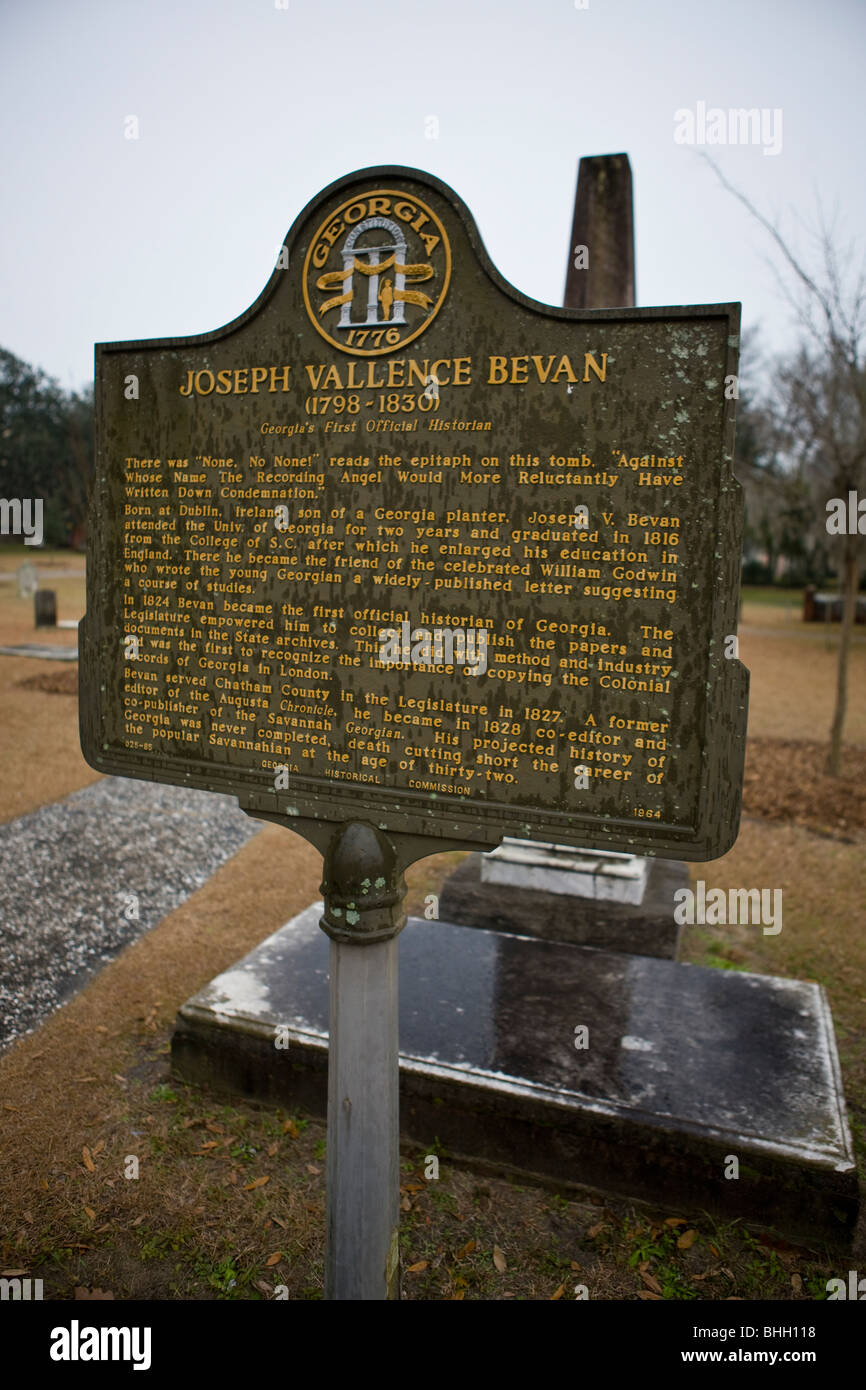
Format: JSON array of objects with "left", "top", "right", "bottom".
[{"left": 704, "top": 157, "right": 866, "bottom": 775}]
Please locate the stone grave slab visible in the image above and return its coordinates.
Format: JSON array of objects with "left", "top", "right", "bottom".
[
  {"left": 481, "top": 838, "right": 651, "bottom": 904},
  {"left": 172, "top": 904, "right": 857, "bottom": 1244},
  {"left": 439, "top": 852, "right": 686, "bottom": 958},
  {"left": 0, "top": 644, "right": 79, "bottom": 662}
]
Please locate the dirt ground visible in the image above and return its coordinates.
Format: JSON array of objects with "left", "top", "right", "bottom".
[{"left": 0, "top": 562, "right": 864, "bottom": 1299}]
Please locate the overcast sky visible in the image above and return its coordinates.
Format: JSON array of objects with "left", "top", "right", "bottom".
[{"left": 2, "top": 0, "right": 864, "bottom": 393}]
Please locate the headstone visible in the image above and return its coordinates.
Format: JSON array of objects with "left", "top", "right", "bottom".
[
  {"left": 16, "top": 561, "right": 38, "bottom": 599},
  {"left": 34, "top": 590, "right": 57, "bottom": 627},
  {"left": 480, "top": 839, "right": 650, "bottom": 904},
  {"left": 438, "top": 851, "right": 686, "bottom": 957}
]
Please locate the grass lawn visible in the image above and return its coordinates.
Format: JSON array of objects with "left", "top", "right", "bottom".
[{"left": 741, "top": 584, "right": 805, "bottom": 609}]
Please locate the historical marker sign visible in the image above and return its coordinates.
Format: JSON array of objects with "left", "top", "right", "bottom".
[{"left": 81, "top": 166, "right": 748, "bottom": 861}]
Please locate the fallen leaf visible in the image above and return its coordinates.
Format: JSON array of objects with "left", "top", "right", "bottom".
[
  {"left": 638, "top": 1290, "right": 662, "bottom": 1301},
  {"left": 664, "top": 1217, "right": 688, "bottom": 1227},
  {"left": 550, "top": 1283, "right": 565, "bottom": 1300},
  {"left": 131, "top": 1215, "right": 144, "bottom": 1227},
  {"left": 451, "top": 1291, "right": 465, "bottom": 1300},
  {"left": 570, "top": 1261, "right": 581, "bottom": 1271},
  {"left": 244, "top": 1176, "right": 270, "bottom": 1190},
  {"left": 22, "top": 1211, "right": 32, "bottom": 1223},
  {"left": 193, "top": 1142, "right": 219, "bottom": 1154},
  {"left": 273, "top": 1216, "right": 288, "bottom": 1230},
  {"left": 306, "top": 1164, "right": 320, "bottom": 1176},
  {"left": 73, "top": 1077, "right": 98, "bottom": 1083},
  {"left": 205, "top": 1121, "right": 224, "bottom": 1135},
  {"left": 708, "top": 1243, "right": 720, "bottom": 1258},
  {"left": 791, "top": 1273, "right": 803, "bottom": 1294},
  {"left": 267, "top": 1141, "right": 278, "bottom": 1157},
  {"left": 2, "top": 1104, "right": 18, "bottom": 1112},
  {"left": 74, "top": 1287, "right": 114, "bottom": 1300},
  {"left": 586, "top": 1222, "right": 605, "bottom": 1238},
  {"left": 402, "top": 1182, "right": 424, "bottom": 1193},
  {"left": 677, "top": 1229, "right": 697, "bottom": 1250},
  {"left": 255, "top": 1280, "right": 272, "bottom": 1295},
  {"left": 400, "top": 1195, "right": 411, "bottom": 1212},
  {"left": 94, "top": 1025, "right": 109, "bottom": 1033},
  {"left": 92, "top": 1140, "right": 105, "bottom": 1156},
  {"left": 83, "top": 1206, "right": 96, "bottom": 1221},
  {"left": 82, "top": 1147, "right": 95, "bottom": 1173},
  {"left": 407, "top": 1260, "right": 428, "bottom": 1273},
  {"left": 756, "top": 1232, "right": 805, "bottom": 1259},
  {"left": 493, "top": 1245, "right": 507, "bottom": 1273},
  {"left": 641, "top": 1270, "right": 663, "bottom": 1294},
  {"left": 456, "top": 1239, "right": 476, "bottom": 1259},
  {"left": 265, "top": 1252, "right": 282, "bottom": 1267},
  {"left": 283, "top": 1120, "right": 299, "bottom": 1138}
]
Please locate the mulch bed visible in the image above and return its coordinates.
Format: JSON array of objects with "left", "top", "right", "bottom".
[
  {"left": 742, "top": 738, "right": 865, "bottom": 837},
  {"left": 15, "top": 667, "right": 79, "bottom": 695}
]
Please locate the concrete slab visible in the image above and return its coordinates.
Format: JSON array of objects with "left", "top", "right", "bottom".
[
  {"left": 481, "top": 839, "right": 650, "bottom": 904},
  {"left": 440, "top": 853, "right": 685, "bottom": 958},
  {"left": 172, "top": 906, "right": 858, "bottom": 1244},
  {"left": 0, "top": 644, "right": 78, "bottom": 661}
]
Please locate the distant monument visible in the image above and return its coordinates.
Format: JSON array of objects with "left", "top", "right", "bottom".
[{"left": 16, "top": 561, "right": 38, "bottom": 599}]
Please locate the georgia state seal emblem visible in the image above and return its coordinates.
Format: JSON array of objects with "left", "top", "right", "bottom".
[{"left": 302, "top": 189, "right": 451, "bottom": 357}]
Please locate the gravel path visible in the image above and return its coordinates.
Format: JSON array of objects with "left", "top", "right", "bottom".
[{"left": 0, "top": 778, "right": 261, "bottom": 1050}]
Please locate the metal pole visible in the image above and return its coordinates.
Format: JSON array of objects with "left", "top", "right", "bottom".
[{"left": 319, "top": 820, "right": 407, "bottom": 1300}]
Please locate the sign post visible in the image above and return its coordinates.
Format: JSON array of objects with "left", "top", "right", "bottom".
[{"left": 81, "top": 164, "right": 748, "bottom": 1299}]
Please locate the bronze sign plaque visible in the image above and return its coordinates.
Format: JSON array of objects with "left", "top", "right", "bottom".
[{"left": 80, "top": 166, "right": 748, "bottom": 860}]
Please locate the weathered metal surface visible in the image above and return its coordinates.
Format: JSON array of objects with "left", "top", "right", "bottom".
[{"left": 80, "top": 165, "right": 747, "bottom": 861}]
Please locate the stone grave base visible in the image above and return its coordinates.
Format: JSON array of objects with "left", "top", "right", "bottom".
[
  {"left": 440, "top": 852, "right": 687, "bottom": 958},
  {"left": 172, "top": 905, "right": 857, "bottom": 1245},
  {"left": 481, "top": 839, "right": 651, "bottom": 904}
]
